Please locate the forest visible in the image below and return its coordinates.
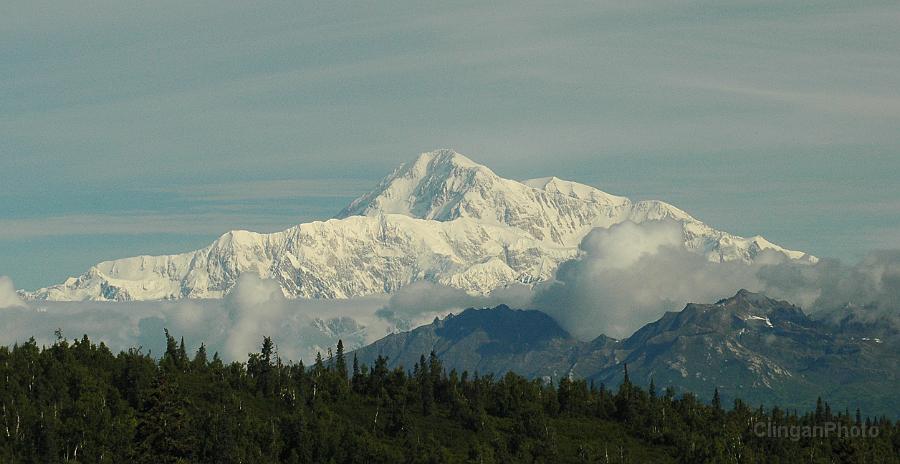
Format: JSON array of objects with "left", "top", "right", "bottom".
[{"left": 0, "top": 332, "right": 897, "bottom": 463}]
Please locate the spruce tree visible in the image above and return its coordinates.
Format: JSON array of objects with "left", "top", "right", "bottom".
[
  {"left": 192, "top": 344, "right": 208, "bottom": 371},
  {"left": 335, "top": 340, "right": 347, "bottom": 381},
  {"left": 134, "top": 374, "right": 197, "bottom": 463}
]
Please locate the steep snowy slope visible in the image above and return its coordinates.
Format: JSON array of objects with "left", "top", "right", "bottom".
[
  {"left": 26, "top": 215, "right": 573, "bottom": 301},
  {"left": 25, "top": 149, "right": 814, "bottom": 301},
  {"left": 338, "top": 149, "right": 814, "bottom": 263}
]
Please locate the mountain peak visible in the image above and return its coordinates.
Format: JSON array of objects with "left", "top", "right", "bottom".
[
  {"left": 624, "top": 289, "right": 810, "bottom": 352},
  {"left": 352, "top": 305, "right": 577, "bottom": 377},
  {"left": 717, "top": 289, "right": 793, "bottom": 311},
  {"left": 734, "top": 288, "right": 756, "bottom": 299},
  {"left": 522, "top": 176, "right": 629, "bottom": 206},
  {"left": 433, "top": 305, "right": 571, "bottom": 344},
  {"left": 335, "top": 150, "right": 812, "bottom": 261},
  {"left": 335, "top": 149, "right": 500, "bottom": 220},
  {"left": 27, "top": 150, "right": 816, "bottom": 301},
  {"left": 415, "top": 148, "right": 482, "bottom": 169},
  {"left": 336, "top": 149, "right": 637, "bottom": 245}
]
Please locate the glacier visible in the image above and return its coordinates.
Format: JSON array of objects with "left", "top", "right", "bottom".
[{"left": 23, "top": 149, "right": 816, "bottom": 301}]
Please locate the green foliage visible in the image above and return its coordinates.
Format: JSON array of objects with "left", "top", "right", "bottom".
[{"left": 0, "top": 334, "right": 897, "bottom": 463}]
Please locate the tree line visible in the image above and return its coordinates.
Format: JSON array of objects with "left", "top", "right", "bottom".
[{"left": 0, "top": 332, "right": 897, "bottom": 463}]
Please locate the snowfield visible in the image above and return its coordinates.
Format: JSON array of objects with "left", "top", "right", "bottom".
[{"left": 23, "top": 149, "right": 816, "bottom": 301}]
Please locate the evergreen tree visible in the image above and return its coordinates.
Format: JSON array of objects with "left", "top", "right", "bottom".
[
  {"left": 335, "top": 340, "right": 347, "bottom": 381},
  {"left": 192, "top": 343, "right": 208, "bottom": 371},
  {"left": 134, "top": 374, "right": 197, "bottom": 463},
  {"left": 351, "top": 354, "right": 363, "bottom": 393},
  {"left": 0, "top": 334, "right": 897, "bottom": 463}
]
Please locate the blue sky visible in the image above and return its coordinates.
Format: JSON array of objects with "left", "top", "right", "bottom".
[{"left": 2, "top": 0, "right": 899, "bottom": 290}]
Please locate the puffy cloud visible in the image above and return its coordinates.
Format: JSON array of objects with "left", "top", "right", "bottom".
[
  {"left": 3, "top": 227, "right": 898, "bottom": 362},
  {"left": 576, "top": 220, "right": 685, "bottom": 271},
  {"left": 0, "top": 276, "right": 27, "bottom": 309},
  {"left": 532, "top": 221, "right": 765, "bottom": 338},
  {"left": 222, "top": 274, "right": 296, "bottom": 360},
  {"left": 532, "top": 220, "right": 900, "bottom": 340},
  {"left": 757, "top": 250, "right": 900, "bottom": 322}
]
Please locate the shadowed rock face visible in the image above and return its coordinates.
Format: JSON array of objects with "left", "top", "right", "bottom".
[
  {"left": 592, "top": 290, "right": 896, "bottom": 416},
  {"left": 433, "top": 304, "right": 571, "bottom": 353},
  {"left": 353, "top": 290, "right": 900, "bottom": 417}
]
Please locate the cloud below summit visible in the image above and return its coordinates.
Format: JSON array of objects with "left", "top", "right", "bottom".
[
  {"left": 1, "top": 222, "right": 897, "bottom": 360},
  {"left": 532, "top": 221, "right": 766, "bottom": 339},
  {"left": 0, "top": 274, "right": 391, "bottom": 363},
  {"left": 532, "top": 221, "right": 900, "bottom": 340}
]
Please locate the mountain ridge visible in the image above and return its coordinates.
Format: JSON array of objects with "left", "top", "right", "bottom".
[
  {"left": 353, "top": 290, "right": 899, "bottom": 416},
  {"left": 24, "top": 149, "right": 815, "bottom": 301}
]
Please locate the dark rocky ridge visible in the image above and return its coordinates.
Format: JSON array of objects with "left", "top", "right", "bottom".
[{"left": 354, "top": 290, "right": 899, "bottom": 417}]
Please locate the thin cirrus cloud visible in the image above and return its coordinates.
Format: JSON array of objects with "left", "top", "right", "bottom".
[
  {"left": 671, "top": 77, "right": 900, "bottom": 120},
  {"left": 156, "top": 178, "right": 374, "bottom": 202},
  {"left": 1, "top": 0, "right": 899, "bottom": 288},
  {"left": 0, "top": 212, "right": 293, "bottom": 239},
  {"left": 0, "top": 177, "right": 372, "bottom": 238}
]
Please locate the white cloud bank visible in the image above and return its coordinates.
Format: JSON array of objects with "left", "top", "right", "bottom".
[
  {"left": 0, "top": 276, "right": 27, "bottom": 309},
  {"left": 2, "top": 222, "right": 897, "bottom": 360},
  {"left": 532, "top": 220, "right": 900, "bottom": 339},
  {"left": 531, "top": 221, "right": 767, "bottom": 338},
  {"left": 0, "top": 274, "right": 391, "bottom": 363},
  {"left": 0, "top": 273, "right": 533, "bottom": 363}
]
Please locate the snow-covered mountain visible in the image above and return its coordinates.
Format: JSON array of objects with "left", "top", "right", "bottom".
[
  {"left": 24, "top": 149, "right": 815, "bottom": 301},
  {"left": 338, "top": 149, "right": 813, "bottom": 261},
  {"left": 27, "top": 216, "right": 573, "bottom": 301}
]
